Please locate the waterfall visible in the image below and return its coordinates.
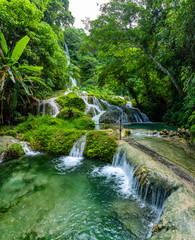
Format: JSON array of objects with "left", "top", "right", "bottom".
[
  {"left": 38, "top": 97, "right": 60, "bottom": 117},
  {"left": 64, "top": 41, "right": 77, "bottom": 87},
  {"left": 79, "top": 92, "right": 106, "bottom": 124},
  {"left": 20, "top": 142, "right": 40, "bottom": 156},
  {"left": 112, "top": 150, "right": 169, "bottom": 209},
  {"left": 69, "top": 134, "right": 86, "bottom": 158},
  {"left": 55, "top": 135, "right": 86, "bottom": 171}
]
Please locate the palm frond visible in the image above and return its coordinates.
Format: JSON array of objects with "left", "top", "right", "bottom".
[
  {"left": 11, "top": 35, "right": 30, "bottom": 63},
  {"left": 0, "top": 30, "right": 8, "bottom": 56}
]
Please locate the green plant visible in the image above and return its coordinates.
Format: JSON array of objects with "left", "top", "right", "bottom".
[
  {"left": 84, "top": 131, "right": 117, "bottom": 162},
  {"left": 3, "top": 143, "right": 25, "bottom": 161},
  {"left": 56, "top": 92, "right": 86, "bottom": 112},
  {"left": 56, "top": 107, "right": 85, "bottom": 120}
]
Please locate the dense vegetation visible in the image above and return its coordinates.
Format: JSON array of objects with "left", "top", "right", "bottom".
[{"left": 0, "top": 0, "right": 194, "bottom": 141}]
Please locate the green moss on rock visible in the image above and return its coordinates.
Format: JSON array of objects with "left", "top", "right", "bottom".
[
  {"left": 84, "top": 131, "right": 117, "bottom": 162},
  {"left": 56, "top": 107, "right": 85, "bottom": 120},
  {"left": 56, "top": 92, "right": 86, "bottom": 112},
  {"left": 3, "top": 143, "right": 25, "bottom": 161},
  {"left": 107, "top": 97, "right": 127, "bottom": 106}
]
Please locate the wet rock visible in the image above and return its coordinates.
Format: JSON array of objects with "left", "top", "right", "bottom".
[{"left": 153, "top": 130, "right": 158, "bottom": 134}]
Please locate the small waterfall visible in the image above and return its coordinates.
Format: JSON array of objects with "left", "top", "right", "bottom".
[
  {"left": 64, "top": 41, "right": 77, "bottom": 87},
  {"left": 69, "top": 134, "right": 86, "bottom": 158},
  {"left": 38, "top": 97, "right": 60, "bottom": 117},
  {"left": 112, "top": 150, "right": 169, "bottom": 209},
  {"left": 55, "top": 135, "right": 86, "bottom": 171},
  {"left": 100, "top": 100, "right": 129, "bottom": 123},
  {"left": 11, "top": 140, "right": 40, "bottom": 157},
  {"left": 80, "top": 92, "right": 105, "bottom": 124},
  {"left": 20, "top": 142, "right": 40, "bottom": 156}
]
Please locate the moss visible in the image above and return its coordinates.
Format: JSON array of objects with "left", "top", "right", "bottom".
[
  {"left": 72, "top": 116, "right": 95, "bottom": 130},
  {"left": 4, "top": 130, "right": 17, "bottom": 138},
  {"left": 84, "top": 131, "right": 118, "bottom": 162},
  {"left": 46, "top": 130, "right": 86, "bottom": 155},
  {"left": 107, "top": 97, "right": 127, "bottom": 106},
  {"left": 56, "top": 107, "right": 85, "bottom": 120},
  {"left": 3, "top": 143, "right": 25, "bottom": 161},
  {"left": 56, "top": 92, "right": 86, "bottom": 112}
]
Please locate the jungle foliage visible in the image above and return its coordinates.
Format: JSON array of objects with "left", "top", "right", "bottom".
[{"left": 0, "top": 0, "right": 194, "bottom": 140}]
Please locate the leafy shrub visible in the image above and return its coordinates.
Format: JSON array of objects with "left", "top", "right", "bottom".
[
  {"left": 56, "top": 107, "right": 85, "bottom": 120},
  {"left": 84, "top": 131, "right": 117, "bottom": 162},
  {"left": 56, "top": 92, "right": 86, "bottom": 112},
  {"left": 72, "top": 116, "right": 95, "bottom": 130},
  {"left": 107, "top": 97, "right": 127, "bottom": 106}
]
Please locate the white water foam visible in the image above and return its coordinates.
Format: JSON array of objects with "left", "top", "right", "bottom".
[
  {"left": 55, "top": 135, "right": 86, "bottom": 172},
  {"left": 92, "top": 165, "right": 132, "bottom": 197},
  {"left": 11, "top": 140, "right": 40, "bottom": 157},
  {"left": 55, "top": 156, "right": 83, "bottom": 172},
  {"left": 20, "top": 142, "right": 41, "bottom": 156}
]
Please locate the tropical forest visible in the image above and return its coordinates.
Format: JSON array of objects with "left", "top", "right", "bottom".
[{"left": 0, "top": 0, "right": 194, "bottom": 239}]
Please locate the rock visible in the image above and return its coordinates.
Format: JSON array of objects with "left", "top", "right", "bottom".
[
  {"left": 153, "top": 130, "right": 158, "bottom": 134},
  {"left": 153, "top": 223, "right": 158, "bottom": 228},
  {"left": 169, "top": 131, "right": 175, "bottom": 137},
  {"left": 185, "top": 129, "right": 190, "bottom": 137}
]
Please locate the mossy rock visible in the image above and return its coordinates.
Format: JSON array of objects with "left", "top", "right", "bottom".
[
  {"left": 3, "top": 143, "right": 25, "bottom": 161},
  {"left": 72, "top": 116, "right": 95, "bottom": 130},
  {"left": 56, "top": 92, "right": 86, "bottom": 112},
  {"left": 56, "top": 107, "right": 85, "bottom": 120},
  {"left": 107, "top": 97, "right": 127, "bottom": 106},
  {"left": 84, "top": 131, "right": 117, "bottom": 162}
]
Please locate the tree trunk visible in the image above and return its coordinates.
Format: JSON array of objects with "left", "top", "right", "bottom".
[
  {"left": 1, "top": 92, "right": 4, "bottom": 125},
  {"left": 128, "top": 37, "right": 182, "bottom": 94}
]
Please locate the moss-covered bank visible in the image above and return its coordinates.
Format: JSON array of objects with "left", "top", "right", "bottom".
[
  {"left": 0, "top": 140, "right": 25, "bottom": 162},
  {"left": 84, "top": 131, "right": 117, "bottom": 163},
  {"left": 13, "top": 116, "right": 117, "bottom": 161}
]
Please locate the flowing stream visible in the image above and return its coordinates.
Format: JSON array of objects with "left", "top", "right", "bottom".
[{"left": 0, "top": 136, "right": 161, "bottom": 240}]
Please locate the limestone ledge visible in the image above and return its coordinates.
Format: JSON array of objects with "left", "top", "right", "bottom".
[{"left": 118, "top": 141, "right": 195, "bottom": 240}]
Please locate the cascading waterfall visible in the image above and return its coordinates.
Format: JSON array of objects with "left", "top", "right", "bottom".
[
  {"left": 79, "top": 92, "right": 106, "bottom": 124},
  {"left": 69, "top": 134, "right": 86, "bottom": 158},
  {"left": 20, "top": 142, "right": 40, "bottom": 156},
  {"left": 112, "top": 150, "right": 169, "bottom": 209},
  {"left": 64, "top": 41, "right": 77, "bottom": 87},
  {"left": 37, "top": 97, "right": 60, "bottom": 117},
  {"left": 56, "top": 135, "right": 86, "bottom": 171},
  {"left": 11, "top": 140, "right": 40, "bottom": 157}
]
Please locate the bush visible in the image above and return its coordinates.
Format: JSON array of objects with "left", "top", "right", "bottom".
[
  {"left": 56, "top": 107, "right": 85, "bottom": 120},
  {"left": 84, "top": 131, "right": 117, "bottom": 162},
  {"left": 107, "top": 97, "right": 127, "bottom": 106},
  {"left": 56, "top": 92, "right": 86, "bottom": 112},
  {"left": 72, "top": 116, "right": 95, "bottom": 130}
]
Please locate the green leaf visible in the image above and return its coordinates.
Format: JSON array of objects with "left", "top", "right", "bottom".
[
  {"left": 11, "top": 35, "right": 30, "bottom": 63},
  {"left": 19, "top": 65, "right": 43, "bottom": 73},
  {"left": 21, "top": 82, "right": 30, "bottom": 95},
  {"left": 0, "top": 30, "right": 8, "bottom": 55}
]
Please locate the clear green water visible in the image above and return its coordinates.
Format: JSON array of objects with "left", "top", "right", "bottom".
[
  {"left": 124, "top": 123, "right": 178, "bottom": 132},
  {"left": 0, "top": 154, "right": 159, "bottom": 240}
]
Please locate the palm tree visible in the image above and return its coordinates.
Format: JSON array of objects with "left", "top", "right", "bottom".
[{"left": 0, "top": 30, "right": 48, "bottom": 124}]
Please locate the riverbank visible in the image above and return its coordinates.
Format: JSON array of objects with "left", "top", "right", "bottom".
[{"left": 0, "top": 124, "right": 195, "bottom": 239}]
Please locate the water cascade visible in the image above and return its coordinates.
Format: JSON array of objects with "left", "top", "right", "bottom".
[
  {"left": 79, "top": 92, "right": 106, "bottom": 124},
  {"left": 112, "top": 150, "right": 169, "bottom": 209},
  {"left": 64, "top": 41, "right": 77, "bottom": 87},
  {"left": 69, "top": 134, "right": 86, "bottom": 158},
  {"left": 56, "top": 135, "right": 86, "bottom": 171},
  {"left": 37, "top": 97, "right": 60, "bottom": 117},
  {"left": 20, "top": 142, "right": 40, "bottom": 156}
]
